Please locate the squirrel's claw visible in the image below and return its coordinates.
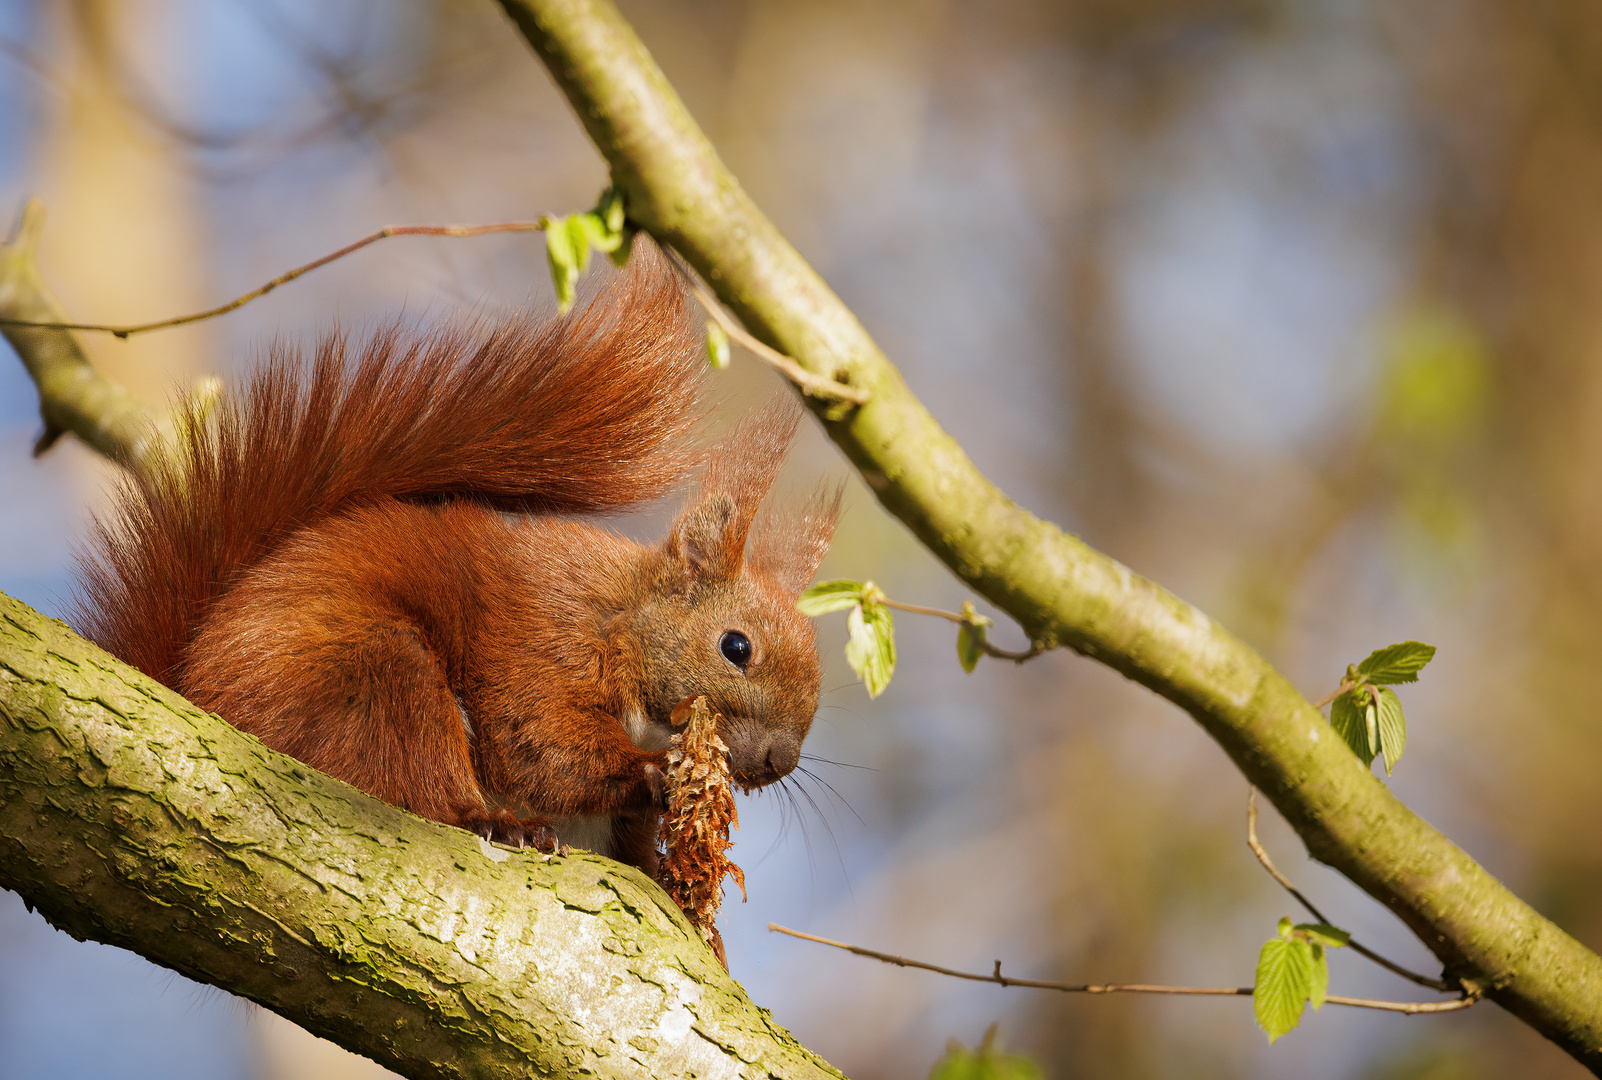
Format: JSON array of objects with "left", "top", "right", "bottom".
[{"left": 456, "top": 806, "right": 559, "bottom": 852}]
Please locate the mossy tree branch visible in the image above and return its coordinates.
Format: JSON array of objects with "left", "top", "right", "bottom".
[
  {"left": 0, "top": 592, "right": 843, "bottom": 1080},
  {"left": 496, "top": 0, "right": 1602, "bottom": 1069}
]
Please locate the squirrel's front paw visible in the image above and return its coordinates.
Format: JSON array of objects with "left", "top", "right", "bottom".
[
  {"left": 455, "top": 806, "right": 559, "bottom": 852},
  {"left": 642, "top": 756, "right": 669, "bottom": 811}
]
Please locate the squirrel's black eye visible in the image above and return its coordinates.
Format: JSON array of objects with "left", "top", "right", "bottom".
[{"left": 719, "top": 630, "right": 753, "bottom": 669}]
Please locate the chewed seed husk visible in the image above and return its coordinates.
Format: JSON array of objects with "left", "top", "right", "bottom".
[{"left": 657, "top": 696, "right": 745, "bottom": 969}]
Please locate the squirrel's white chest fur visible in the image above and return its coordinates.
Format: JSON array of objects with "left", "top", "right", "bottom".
[{"left": 550, "top": 705, "right": 670, "bottom": 858}]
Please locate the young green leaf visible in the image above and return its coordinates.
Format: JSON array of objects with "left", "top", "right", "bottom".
[
  {"left": 705, "top": 322, "right": 731, "bottom": 370},
  {"left": 602, "top": 187, "right": 625, "bottom": 233},
  {"left": 1293, "top": 923, "right": 1351, "bottom": 949},
  {"left": 1364, "top": 696, "right": 1380, "bottom": 761},
  {"left": 575, "top": 210, "right": 618, "bottom": 254},
  {"left": 606, "top": 227, "right": 635, "bottom": 268},
  {"left": 956, "top": 621, "right": 983, "bottom": 673},
  {"left": 1307, "top": 942, "right": 1329, "bottom": 1011},
  {"left": 545, "top": 214, "right": 584, "bottom": 314},
  {"left": 846, "top": 602, "right": 896, "bottom": 698},
  {"left": 1356, "top": 641, "right": 1437, "bottom": 685},
  {"left": 1376, "top": 686, "right": 1407, "bottom": 775},
  {"left": 1254, "top": 935, "right": 1315, "bottom": 1042},
  {"left": 797, "top": 579, "right": 866, "bottom": 617},
  {"left": 568, "top": 214, "right": 595, "bottom": 262},
  {"left": 589, "top": 186, "right": 635, "bottom": 266},
  {"left": 1329, "top": 692, "right": 1376, "bottom": 767}
]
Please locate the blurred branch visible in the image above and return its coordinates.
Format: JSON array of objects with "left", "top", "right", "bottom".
[
  {"left": 500, "top": 0, "right": 1602, "bottom": 1067},
  {"left": 768, "top": 925, "right": 1478, "bottom": 1015},
  {"left": 0, "top": 591, "right": 843, "bottom": 1080},
  {"left": 0, "top": 219, "right": 552, "bottom": 339},
  {"left": 1246, "top": 788, "right": 1453, "bottom": 992},
  {"left": 0, "top": 199, "right": 176, "bottom": 469}
]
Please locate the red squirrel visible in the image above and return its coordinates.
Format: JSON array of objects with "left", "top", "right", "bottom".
[{"left": 74, "top": 247, "right": 839, "bottom": 874}]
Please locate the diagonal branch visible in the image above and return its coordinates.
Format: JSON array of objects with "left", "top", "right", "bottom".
[
  {"left": 0, "top": 589, "right": 843, "bottom": 1080},
  {"left": 495, "top": 0, "right": 1602, "bottom": 1069}
]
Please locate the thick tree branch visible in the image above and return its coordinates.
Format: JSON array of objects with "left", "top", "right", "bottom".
[
  {"left": 0, "top": 591, "right": 843, "bottom": 1080},
  {"left": 496, "top": 0, "right": 1602, "bottom": 1068},
  {"left": 0, "top": 199, "right": 174, "bottom": 469}
]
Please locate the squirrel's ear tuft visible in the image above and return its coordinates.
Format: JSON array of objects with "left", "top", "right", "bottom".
[
  {"left": 668, "top": 394, "right": 802, "bottom": 583},
  {"left": 749, "top": 480, "right": 843, "bottom": 595}
]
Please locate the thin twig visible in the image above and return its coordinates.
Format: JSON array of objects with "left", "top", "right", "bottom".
[
  {"left": 771, "top": 924, "right": 1249, "bottom": 996},
  {"left": 768, "top": 925, "right": 1476, "bottom": 1014},
  {"left": 0, "top": 220, "right": 552, "bottom": 338},
  {"left": 660, "top": 250, "right": 868, "bottom": 404},
  {"left": 1247, "top": 789, "right": 1454, "bottom": 992},
  {"left": 875, "top": 597, "right": 1046, "bottom": 662},
  {"left": 876, "top": 597, "right": 962, "bottom": 621}
]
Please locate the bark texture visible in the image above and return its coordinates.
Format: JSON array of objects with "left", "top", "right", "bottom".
[
  {"left": 0, "top": 591, "right": 843, "bottom": 1080},
  {"left": 495, "top": 0, "right": 1602, "bottom": 1068}
]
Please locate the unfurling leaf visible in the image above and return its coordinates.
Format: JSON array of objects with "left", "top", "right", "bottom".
[
  {"left": 956, "top": 621, "right": 983, "bottom": 673},
  {"left": 545, "top": 214, "right": 585, "bottom": 314},
  {"left": 606, "top": 227, "right": 635, "bottom": 268},
  {"left": 1377, "top": 686, "right": 1407, "bottom": 774},
  {"left": 602, "top": 188, "right": 626, "bottom": 233},
  {"left": 1308, "top": 943, "right": 1329, "bottom": 1011},
  {"left": 591, "top": 187, "right": 636, "bottom": 266},
  {"left": 705, "top": 321, "right": 731, "bottom": 370},
  {"left": 846, "top": 602, "right": 896, "bottom": 698},
  {"left": 1356, "top": 641, "right": 1437, "bottom": 685},
  {"left": 797, "top": 579, "right": 866, "bottom": 616},
  {"left": 574, "top": 210, "right": 609, "bottom": 252},
  {"left": 1329, "top": 692, "right": 1376, "bottom": 767},
  {"left": 1254, "top": 935, "right": 1315, "bottom": 1042},
  {"left": 1293, "top": 923, "right": 1351, "bottom": 949}
]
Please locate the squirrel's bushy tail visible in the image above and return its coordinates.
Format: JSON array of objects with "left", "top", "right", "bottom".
[{"left": 76, "top": 246, "right": 701, "bottom": 688}]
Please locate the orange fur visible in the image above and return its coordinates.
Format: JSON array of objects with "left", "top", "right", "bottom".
[{"left": 74, "top": 246, "right": 838, "bottom": 871}]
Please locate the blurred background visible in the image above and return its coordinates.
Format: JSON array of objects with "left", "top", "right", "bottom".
[{"left": 1, "top": 0, "right": 1598, "bottom": 1077}]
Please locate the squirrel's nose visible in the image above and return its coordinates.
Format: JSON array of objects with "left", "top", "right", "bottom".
[{"left": 764, "top": 732, "right": 800, "bottom": 778}]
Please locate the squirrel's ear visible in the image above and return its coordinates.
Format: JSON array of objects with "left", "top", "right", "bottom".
[
  {"left": 749, "top": 481, "right": 843, "bottom": 595},
  {"left": 667, "top": 394, "right": 801, "bottom": 584},
  {"left": 669, "top": 492, "right": 746, "bottom": 581}
]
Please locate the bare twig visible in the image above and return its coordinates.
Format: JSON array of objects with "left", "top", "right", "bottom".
[
  {"left": 1247, "top": 789, "right": 1454, "bottom": 992},
  {"left": 768, "top": 924, "right": 1477, "bottom": 1015},
  {"left": 659, "top": 250, "right": 868, "bottom": 405},
  {"left": 1312, "top": 685, "right": 1345, "bottom": 709},
  {"left": 0, "top": 213, "right": 872, "bottom": 413},
  {"left": 0, "top": 219, "right": 552, "bottom": 339},
  {"left": 874, "top": 596, "right": 1047, "bottom": 663}
]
